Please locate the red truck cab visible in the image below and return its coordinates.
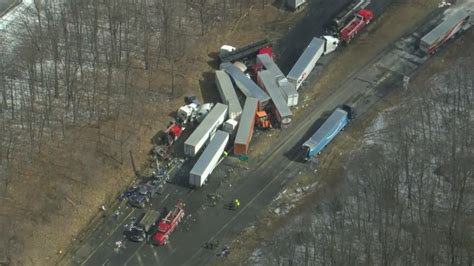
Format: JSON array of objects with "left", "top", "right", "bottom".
[
  {"left": 152, "top": 201, "right": 185, "bottom": 245},
  {"left": 339, "top": 9, "right": 374, "bottom": 43},
  {"left": 152, "top": 222, "right": 172, "bottom": 245}
]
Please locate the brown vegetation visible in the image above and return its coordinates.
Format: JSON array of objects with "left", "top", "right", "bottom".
[
  {"left": 0, "top": 0, "right": 293, "bottom": 265},
  {"left": 237, "top": 30, "right": 474, "bottom": 266}
]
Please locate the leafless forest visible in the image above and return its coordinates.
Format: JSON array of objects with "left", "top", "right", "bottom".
[
  {"left": 0, "top": 0, "right": 267, "bottom": 175},
  {"left": 0, "top": 0, "right": 268, "bottom": 263},
  {"left": 252, "top": 59, "right": 473, "bottom": 265}
]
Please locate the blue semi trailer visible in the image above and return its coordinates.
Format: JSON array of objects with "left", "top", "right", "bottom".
[{"left": 303, "top": 106, "right": 353, "bottom": 160}]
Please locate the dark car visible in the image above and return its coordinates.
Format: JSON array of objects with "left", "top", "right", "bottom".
[
  {"left": 126, "top": 226, "right": 146, "bottom": 242},
  {"left": 128, "top": 191, "right": 149, "bottom": 208},
  {"left": 127, "top": 179, "right": 162, "bottom": 208},
  {"left": 142, "top": 179, "right": 162, "bottom": 197},
  {"left": 124, "top": 210, "right": 161, "bottom": 242}
]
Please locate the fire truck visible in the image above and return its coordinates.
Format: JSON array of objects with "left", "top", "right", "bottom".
[{"left": 152, "top": 201, "right": 185, "bottom": 245}]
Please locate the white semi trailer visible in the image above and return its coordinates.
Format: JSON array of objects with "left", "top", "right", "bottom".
[
  {"left": 189, "top": 131, "right": 229, "bottom": 187},
  {"left": 257, "top": 70, "right": 293, "bottom": 126},
  {"left": 287, "top": 0, "right": 306, "bottom": 11},
  {"left": 215, "top": 70, "right": 242, "bottom": 120},
  {"left": 184, "top": 103, "right": 227, "bottom": 157},
  {"left": 257, "top": 54, "right": 299, "bottom": 107},
  {"left": 287, "top": 36, "right": 339, "bottom": 90}
]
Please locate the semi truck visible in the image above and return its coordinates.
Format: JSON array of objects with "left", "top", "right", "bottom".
[
  {"left": 189, "top": 131, "right": 229, "bottom": 187},
  {"left": 215, "top": 70, "right": 242, "bottom": 120},
  {"left": 234, "top": 97, "right": 259, "bottom": 155},
  {"left": 184, "top": 103, "right": 228, "bottom": 157},
  {"left": 219, "top": 39, "right": 271, "bottom": 63},
  {"left": 338, "top": 9, "right": 374, "bottom": 43},
  {"left": 256, "top": 53, "right": 285, "bottom": 79},
  {"left": 257, "top": 70, "right": 293, "bottom": 126},
  {"left": 256, "top": 54, "right": 299, "bottom": 107},
  {"left": 302, "top": 106, "right": 353, "bottom": 160},
  {"left": 287, "top": 36, "right": 339, "bottom": 90},
  {"left": 152, "top": 201, "right": 185, "bottom": 245},
  {"left": 221, "top": 62, "right": 270, "bottom": 110},
  {"left": 420, "top": 10, "right": 471, "bottom": 54}
]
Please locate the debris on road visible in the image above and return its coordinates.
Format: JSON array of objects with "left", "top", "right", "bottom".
[
  {"left": 115, "top": 241, "right": 125, "bottom": 249},
  {"left": 217, "top": 246, "right": 231, "bottom": 257}
]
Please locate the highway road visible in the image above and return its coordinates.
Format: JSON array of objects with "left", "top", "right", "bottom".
[{"left": 69, "top": 0, "right": 449, "bottom": 265}]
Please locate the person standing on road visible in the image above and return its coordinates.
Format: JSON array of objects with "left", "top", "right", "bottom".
[{"left": 233, "top": 199, "right": 240, "bottom": 209}]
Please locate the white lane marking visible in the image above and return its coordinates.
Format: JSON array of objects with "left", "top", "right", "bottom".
[
  {"left": 101, "top": 256, "right": 111, "bottom": 266},
  {"left": 120, "top": 190, "right": 195, "bottom": 265},
  {"left": 123, "top": 242, "right": 145, "bottom": 266},
  {"left": 183, "top": 161, "right": 295, "bottom": 265},
  {"left": 161, "top": 193, "right": 170, "bottom": 202},
  {"left": 152, "top": 248, "right": 161, "bottom": 264},
  {"left": 136, "top": 253, "right": 145, "bottom": 266},
  {"left": 81, "top": 208, "right": 136, "bottom": 265}
]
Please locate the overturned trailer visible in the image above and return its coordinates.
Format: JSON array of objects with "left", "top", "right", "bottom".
[
  {"left": 221, "top": 62, "right": 270, "bottom": 109},
  {"left": 189, "top": 131, "right": 229, "bottom": 187},
  {"left": 256, "top": 53, "right": 284, "bottom": 78},
  {"left": 215, "top": 70, "right": 242, "bottom": 120},
  {"left": 184, "top": 103, "right": 227, "bottom": 157},
  {"left": 257, "top": 70, "right": 293, "bottom": 126},
  {"left": 257, "top": 54, "right": 299, "bottom": 106},
  {"left": 234, "top": 97, "right": 258, "bottom": 155},
  {"left": 287, "top": 37, "right": 325, "bottom": 90}
]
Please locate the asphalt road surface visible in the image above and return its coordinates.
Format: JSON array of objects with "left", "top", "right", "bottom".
[{"left": 70, "top": 0, "right": 452, "bottom": 265}]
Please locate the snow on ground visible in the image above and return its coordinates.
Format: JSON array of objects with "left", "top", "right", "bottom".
[
  {"left": 0, "top": 0, "right": 33, "bottom": 31},
  {"left": 362, "top": 111, "right": 386, "bottom": 145},
  {"left": 0, "top": 0, "right": 34, "bottom": 55}
]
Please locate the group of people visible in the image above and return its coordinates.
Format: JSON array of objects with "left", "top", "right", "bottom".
[{"left": 205, "top": 241, "right": 230, "bottom": 258}]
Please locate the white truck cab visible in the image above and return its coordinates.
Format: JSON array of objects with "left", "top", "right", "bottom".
[
  {"left": 195, "top": 103, "right": 214, "bottom": 123},
  {"left": 219, "top": 45, "right": 236, "bottom": 56},
  {"left": 177, "top": 103, "right": 198, "bottom": 124},
  {"left": 321, "top": 35, "right": 340, "bottom": 55}
]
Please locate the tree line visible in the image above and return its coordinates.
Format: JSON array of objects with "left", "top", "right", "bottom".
[
  {"left": 259, "top": 60, "right": 473, "bottom": 265},
  {"left": 0, "top": 0, "right": 267, "bottom": 183}
]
